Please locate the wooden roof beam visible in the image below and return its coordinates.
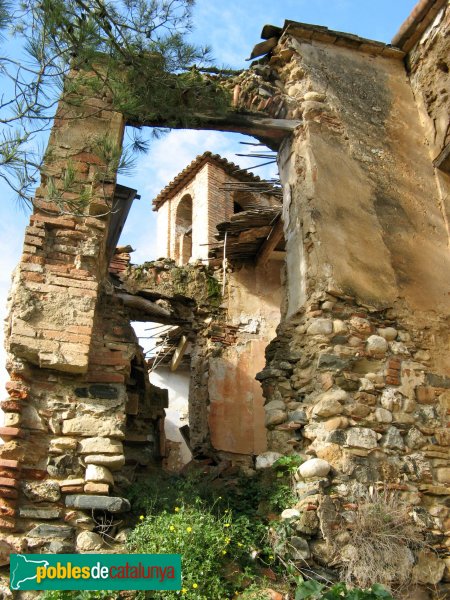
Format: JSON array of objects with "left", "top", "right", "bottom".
[
  {"left": 255, "top": 217, "right": 284, "bottom": 267},
  {"left": 170, "top": 335, "right": 189, "bottom": 372},
  {"left": 129, "top": 113, "right": 301, "bottom": 152}
]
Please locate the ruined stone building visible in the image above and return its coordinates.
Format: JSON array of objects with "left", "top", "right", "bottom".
[
  {"left": 0, "top": 0, "right": 449, "bottom": 592},
  {"left": 145, "top": 151, "right": 284, "bottom": 470}
]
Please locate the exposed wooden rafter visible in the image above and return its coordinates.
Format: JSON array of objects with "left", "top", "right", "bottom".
[
  {"left": 255, "top": 217, "right": 284, "bottom": 267},
  {"left": 129, "top": 113, "right": 301, "bottom": 151},
  {"left": 170, "top": 335, "right": 190, "bottom": 372}
]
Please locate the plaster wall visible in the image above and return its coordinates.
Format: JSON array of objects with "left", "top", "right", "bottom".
[
  {"left": 156, "top": 201, "right": 170, "bottom": 258},
  {"left": 279, "top": 36, "right": 450, "bottom": 338},
  {"left": 406, "top": 2, "right": 450, "bottom": 165},
  {"left": 190, "top": 167, "right": 210, "bottom": 262},
  {"left": 252, "top": 29, "right": 450, "bottom": 584},
  {"left": 150, "top": 367, "right": 192, "bottom": 469},
  {"left": 405, "top": 2, "right": 450, "bottom": 252},
  {"left": 166, "top": 166, "right": 210, "bottom": 263},
  {"left": 208, "top": 259, "right": 282, "bottom": 455}
]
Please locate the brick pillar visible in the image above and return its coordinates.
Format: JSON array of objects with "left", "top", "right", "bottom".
[
  {"left": 6, "top": 77, "right": 125, "bottom": 373},
  {"left": 0, "top": 77, "right": 130, "bottom": 551}
]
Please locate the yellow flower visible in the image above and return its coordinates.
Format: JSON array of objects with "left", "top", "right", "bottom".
[
  {"left": 222, "top": 550, "right": 227, "bottom": 555},
  {"left": 192, "top": 583, "right": 198, "bottom": 589},
  {"left": 269, "top": 555, "right": 274, "bottom": 560},
  {"left": 224, "top": 523, "right": 230, "bottom": 528},
  {"left": 174, "top": 507, "right": 180, "bottom": 512},
  {"left": 181, "top": 589, "right": 187, "bottom": 595},
  {"left": 169, "top": 525, "right": 175, "bottom": 531},
  {"left": 225, "top": 537, "right": 230, "bottom": 544},
  {"left": 186, "top": 526, "right": 192, "bottom": 533},
  {"left": 237, "top": 542, "right": 243, "bottom": 548},
  {"left": 139, "top": 515, "right": 145, "bottom": 521}
]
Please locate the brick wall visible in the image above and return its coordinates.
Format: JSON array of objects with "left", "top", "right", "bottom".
[
  {"left": 0, "top": 83, "right": 164, "bottom": 555},
  {"left": 161, "top": 160, "right": 279, "bottom": 265}
]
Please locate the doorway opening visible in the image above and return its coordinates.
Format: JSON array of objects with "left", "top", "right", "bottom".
[{"left": 117, "top": 129, "right": 284, "bottom": 470}]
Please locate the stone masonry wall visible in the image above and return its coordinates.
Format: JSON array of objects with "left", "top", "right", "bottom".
[
  {"left": 405, "top": 1, "right": 450, "bottom": 259},
  {"left": 119, "top": 257, "right": 283, "bottom": 463},
  {"left": 253, "top": 27, "right": 450, "bottom": 591},
  {"left": 258, "top": 297, "right": 449, "bottom": 592},
  {"left": 0, "top": 84, "right": 164, "bottom": 560},
  {"left": 406, "top": 2, "right": 450, "bottom": 166},
  {"left": 118, "top": 259, "right": 223, "bottom": 457}
]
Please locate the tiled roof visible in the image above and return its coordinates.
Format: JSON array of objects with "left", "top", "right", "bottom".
[{"left": 152, "top": 151, "right": 275, "bottom": 210}]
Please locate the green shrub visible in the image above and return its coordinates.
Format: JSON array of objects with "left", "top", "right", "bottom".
[
  {"left": 127, "top": 499, "right": 265, "bottom": 599},
  {"left": 126, "top": 470, "right": 184, "bottom": 515},
  {"left": 294, "top": 580, "right": 393, "bottom": 600},
  {"left": 123, "top": 462, "right": 304, "bottom": 598},
  {"left": 41, "top": 592, "right": 114, "bottom": 600},
  {"left": 126, "top": 465, "right": 295, "bottom": 522}
]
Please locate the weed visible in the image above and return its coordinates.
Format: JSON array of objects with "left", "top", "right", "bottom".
[
  {"left": 126, "top": 464, "right": 298, "bottom": 521},
  {"left": 294, "top": 580, "right": 393, "bottom": 599},
  {"left": 206, "top": 274, "right": 221, "bottom": 300},
  {"left": 270, "top": 454, "right": 303, "bottom": 511},
  {"left": 333, "top": 487, "right": 423, "bottom": 591},
  {"left": 41, "top": 592, "right": 115, "bottom": 600},
  {"left": 273, "top": 455, "right": 303, "bottom": 474},
  {"left": 125, "top": 471, "right": 277, "bottom": 598},
  {"left": 128, "top": 499, "right": 263, "bottom": 599}
]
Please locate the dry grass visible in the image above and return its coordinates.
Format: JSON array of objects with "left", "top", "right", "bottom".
[{"left": 336, "top": 486, "right": 424, "bottom": 591}]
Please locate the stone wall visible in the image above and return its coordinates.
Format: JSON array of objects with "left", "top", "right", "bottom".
[
  {"left": 252, "top": 20, "right": 450, "bottom": 591},
  {"left": 119, "top": 257, "right": 283, "bottom": 463},
  {"left": 404, "top": 1, "right": 450, "bottom": 167},
  {"left": 0, "top": 87, "right": 164, "bottom": 559},
  {"left": 403, "top": 1, "right": 450, "bottom": 257},
  {"left": 117, "top": 259, "right": 223, "bottom": 456}
]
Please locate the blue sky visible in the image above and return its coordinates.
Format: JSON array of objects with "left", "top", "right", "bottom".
[{"left": 0, "top": 0, "right": 417, "bottom": 390}]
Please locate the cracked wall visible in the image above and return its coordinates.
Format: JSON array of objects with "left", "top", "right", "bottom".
[{"left": 253, "top": 16, "right": 450, "bottom": 590}]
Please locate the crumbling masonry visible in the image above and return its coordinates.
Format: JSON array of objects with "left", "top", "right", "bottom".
[{"left": 1, "top": 0, "right": 449, "bottom": 592}]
